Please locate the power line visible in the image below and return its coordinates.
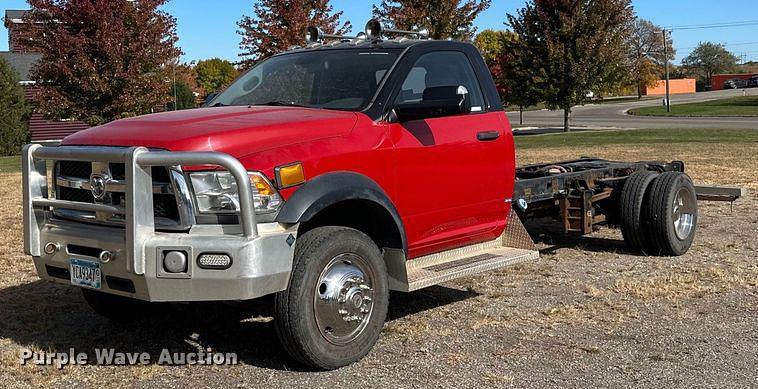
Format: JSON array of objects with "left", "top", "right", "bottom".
[
  {"left": 667, "top": 20, "right": 758, "bottom": 31},
  {"left": 677, "top": 41, "right": 758, "bottom": 51}
]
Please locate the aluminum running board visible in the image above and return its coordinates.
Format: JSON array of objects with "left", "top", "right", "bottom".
[{"left": 387, "top": 209, "right": 539, "bottom": 292}]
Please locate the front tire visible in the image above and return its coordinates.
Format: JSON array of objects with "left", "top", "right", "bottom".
[
  {"left": 643, "top": 172, "right": 698, "bottom": 256},
  {"left": 274, "top": 226, "right": 389, "bottom": 370}
]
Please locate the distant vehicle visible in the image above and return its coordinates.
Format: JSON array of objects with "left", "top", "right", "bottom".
[
  {"left": 724, "top": 78, "right": 748, "bottom": 89},
  {"left": 748, "top": 76, "right": 758, "bottom": 88}
]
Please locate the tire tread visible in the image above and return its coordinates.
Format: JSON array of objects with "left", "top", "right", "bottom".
[
  {"left": 274, "top": 226, "right": 388, "bottom": 370},
  {"left": 644, "top": 172, "right": 697, "bottom": 256},
  {"left": 620, "top": 170, "right": 658, "bottom": 253}
]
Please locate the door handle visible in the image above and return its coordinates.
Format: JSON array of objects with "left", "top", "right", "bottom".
[{"left": 477, "top": 131, "right": 500, "bottom": 141}]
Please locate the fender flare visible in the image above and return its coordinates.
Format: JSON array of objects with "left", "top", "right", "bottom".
[{"left": 276, "top": 171, "right": 407, "bottom": 252}]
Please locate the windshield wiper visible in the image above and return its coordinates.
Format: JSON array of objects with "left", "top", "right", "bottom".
[{"left": 256, "top": 101, "right": 312, "bottom": 108}]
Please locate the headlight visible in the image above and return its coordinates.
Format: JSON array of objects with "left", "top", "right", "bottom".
[{"left": 188, "top": 171, "right": 282, "bottom": 215}]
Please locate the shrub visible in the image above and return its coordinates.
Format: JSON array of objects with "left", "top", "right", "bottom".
[{"left": 0, "top": 57, "right": 30, "bottom": 156}]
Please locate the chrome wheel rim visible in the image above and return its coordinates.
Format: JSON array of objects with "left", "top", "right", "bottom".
[
  {"left": 313, "top": 253, "right": 375, "bottom": 345},
  {"left": 673, "top": 187, "right": 695, "bottom": 240}
]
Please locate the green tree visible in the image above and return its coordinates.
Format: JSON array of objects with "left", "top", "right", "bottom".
[
  {"left": 682, "top": 42, "right": 738, "bottom": 87},
  {"left": 168, "top": 81, "right": 196, "bottom": 110},
  {"left": 626, "top": 18, "right": 675, "bottom": 98},
  {"left": 194, "top": 58, "right": 238, "bottom": 95},
  {"left": 372, "top": 0, "right": 490, "bottom": 41},
  {"left": 500, "top": 33, "right": 542, "bottom": 125},
  {"left": 0, "top": 57, "right": 30, "bottom": 156},
  {"left": 237, "top": 0, "right": 350, "bottom": 69},
  {"left": 507, "top": 0, "right": 633, "bottom": 132},
  {"left": 24, "top": 0, "right": 181, "bottom": 126}
]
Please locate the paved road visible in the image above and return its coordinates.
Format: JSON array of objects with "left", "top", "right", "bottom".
[{"left": 507, "top": 89, "right": 758, "bottom": 130}]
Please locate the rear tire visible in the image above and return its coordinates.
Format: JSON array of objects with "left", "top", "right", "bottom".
[
  {"left": 619, "top": 171, "right": 658, "bottom": 253},
  {"left": 81, "top": 289, "right": 151, "bottom": 322},
  {"left": 274, "top": 226, "right": 389, "bottom": 370},
  {"left": 643, "top": 172, "right": 698, "bottom": 256}
]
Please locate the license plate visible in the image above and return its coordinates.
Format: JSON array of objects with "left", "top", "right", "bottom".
[{"left": 70, "top": 258, "right": 101, "bottom": 290}]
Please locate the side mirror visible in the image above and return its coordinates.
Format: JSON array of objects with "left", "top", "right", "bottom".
[
  {"left": 202, "top": 92, "right": 219, "bottom": 107},
  {"left": 394, "top": 85, "right": 471, "bottom": 122}
]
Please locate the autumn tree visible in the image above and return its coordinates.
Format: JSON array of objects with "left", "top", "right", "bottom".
[
  {"left": 507, "top": 0, "right": 633, "bottom": 132},
  {"left": 23, "top": 0, "right": 181, "bottom": 126},
  {"left": 237, "top": 0, "right": 351, "bottom": 69},
  {"left": 174, "top": 62, "right": 202, "bottom": 96},
  {"left": 372, "top": 0, "right": 490, "bottom": 41},
  {"left": 626, "top": 18, "right": 675, "bottom": 98},
  {"left": 474, "top": 30, "right": 513, "bottom": 100},
  {"left": 0, "top": 57, "right": 30, "bottom": 155},
  {"left": 682, "top": 42, "right": 738, "bottom": 87},
  {"left": 195, "top": 58, "right": 238, "bottom": 95}
]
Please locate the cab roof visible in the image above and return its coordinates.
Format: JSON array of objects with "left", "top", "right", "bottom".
[{"left": 275, "top": 39, "right": 476, "bottom": 56}]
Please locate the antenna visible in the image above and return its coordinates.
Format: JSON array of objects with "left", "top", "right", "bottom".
[{"left": 364, "top": 19, "right": 430, "bottom": 41}]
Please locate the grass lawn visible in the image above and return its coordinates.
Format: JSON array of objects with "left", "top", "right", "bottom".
[
  {"left": 0, "top": 156, "right": 20, "bottom": 173},
  {"left": 515, "top": 128, "right": 758, "bottom": 150},
  {"left": 628, "top": 95, "right": 758, "bottom": 117}
]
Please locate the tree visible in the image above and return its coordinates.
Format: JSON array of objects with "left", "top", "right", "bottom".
[
  {"left": 626, "top": 18, "right": 675, "bottom": 98},
  {"left": 195, "top": 58, "right": 238, "bottom": 95},
  {"left": 0, "top": 57, "right": 30, "bottom": 156},
  {"left": 174, "top": 62, "right": 202, "bottom": 96},
  {"left": 507, "top": 0, "right": 633, "bottom": 132},
  {"left": 23, "top": 0, "right": 181, "bottom": 126},
  {"left": 474, "top": 30, "right": 509, "bottom": 98},
  {"left": 237, "top": 0, "right": 351, "bottom": 69},
  {"left": 682, "top": 42, "right": 738, "bottom": 87},
  {"left": 372, "top": 0, "right": 490, "bottom": 41},
  {"left": 500, "top": 33, "right": 543, "bottom": 125},
  {"left": 168, "top": 81, "right": 196, "bottom": 111}
]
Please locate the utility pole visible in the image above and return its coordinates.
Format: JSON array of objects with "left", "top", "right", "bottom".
[
  {"left": 662, "top": 29, "right": 671, "bottom": 113},
  {"left": 173, "top": 59, "right": 178, "bottom": 111}
]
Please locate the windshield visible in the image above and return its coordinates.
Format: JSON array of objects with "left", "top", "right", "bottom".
[{"left": 211, "top": 49, "right": 402, "bottom": 111}]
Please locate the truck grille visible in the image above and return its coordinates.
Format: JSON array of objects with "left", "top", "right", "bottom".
[{"left": 54, "top": 161, "right": 186, "bottom": 229}]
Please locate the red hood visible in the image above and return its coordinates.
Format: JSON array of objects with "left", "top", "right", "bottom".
[{"left": 61, "top": 106, "right": 358, "bottom": 158}]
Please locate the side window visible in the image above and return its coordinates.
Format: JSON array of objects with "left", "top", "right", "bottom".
[{"left": 396, "top": 51, "right": 485, "bottom": 111}]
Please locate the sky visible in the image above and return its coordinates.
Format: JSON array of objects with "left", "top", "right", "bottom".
[{"left": 2, "top": 0, "right": 758, "bottom": 65}]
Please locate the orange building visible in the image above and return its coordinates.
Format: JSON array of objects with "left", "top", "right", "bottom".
[{"left": 643, "top": 79, "right": 696, "bottom": 96}]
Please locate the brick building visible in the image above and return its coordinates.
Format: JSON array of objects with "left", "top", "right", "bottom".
[
  {"left": 2, "top": 10, "right": 89, "bottom": 142},
  {"left": 711, "top": 73, "right": 758, "bottom": 91}
]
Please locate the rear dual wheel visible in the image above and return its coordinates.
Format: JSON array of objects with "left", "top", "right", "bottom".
[
  {"left": 620, "top": 171, "right": 659, "bottom": 254},
  {"left": 620, "top": 171, "right": 697, "bottom": 256},
  {"left": 643, "top": 172, "right": 698, "bottom": 256}
]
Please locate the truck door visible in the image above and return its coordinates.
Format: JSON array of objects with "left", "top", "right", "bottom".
[{"left": 388, "top": 50, "right": 513, "bottom": 258}]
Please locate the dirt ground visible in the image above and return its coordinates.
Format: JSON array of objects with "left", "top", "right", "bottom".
[{"left": 0, "top": 142, "right": 756, "bottom": 388}]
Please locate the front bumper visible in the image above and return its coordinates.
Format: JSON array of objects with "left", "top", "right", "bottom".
[{"left": 23, "top": 145, "right": 297, "bottom": 302}]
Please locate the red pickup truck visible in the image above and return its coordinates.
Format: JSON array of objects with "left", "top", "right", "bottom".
[{"left": 22, "top": 20, "right": 704, "bottom": 370}]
